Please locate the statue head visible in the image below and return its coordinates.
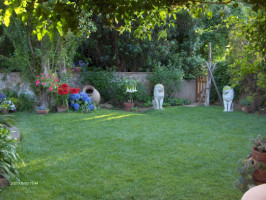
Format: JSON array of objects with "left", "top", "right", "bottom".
[
  {"left": 154, "top": 84, "right": 164, "bottom": 97},
  {"left": 223, "top": 85, "right": 234, "bottom": 101}
]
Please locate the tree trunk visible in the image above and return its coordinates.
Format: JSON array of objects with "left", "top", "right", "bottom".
[{"left": 39, "top": 39, "right": 50, "bottom": 108}]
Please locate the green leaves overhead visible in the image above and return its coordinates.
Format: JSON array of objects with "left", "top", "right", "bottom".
[
  {"left": 4, "top": 7, "right": 12, "bottom": 26},
  {"left": 1, "top": 0, "right": 264, "bottom": 41}
]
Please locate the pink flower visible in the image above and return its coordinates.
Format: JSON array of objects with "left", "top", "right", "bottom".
[
  {"left": 51, "top": 76, "right": 55, "bottom": 79},
  {"left": 42, "top": 82, "right": 46, "bottom": 85},
  {"left": 36, "top": 76, "right": 39, "bottom": 78},
  {"left": 49, "top": 87, "right": 53, "bottom": 91},
  {"left": 40, "top": 73, "right": 43, "bottom": 75},
  {"left": 41, "top": 77, "right": 45, "bottom": 80},
  {"left": 36, "top": 80, "right": 40, "bottom": 86}
]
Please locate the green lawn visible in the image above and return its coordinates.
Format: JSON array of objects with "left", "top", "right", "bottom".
[{"left": 1, "top": 106, "right": 265, "bottom": 200}]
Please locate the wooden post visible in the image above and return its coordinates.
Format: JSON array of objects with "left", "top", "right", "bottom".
[
  {"left": 204, "top": 43, "right": 212, "bottom": 106},
  {"left": 199, "top": 42, "right": 223, "bottom": 106},
  {"left": 198, "top": 63, "right": 217, "bottom": 105}
]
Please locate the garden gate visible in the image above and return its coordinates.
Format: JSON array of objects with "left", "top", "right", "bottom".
[{"left": 196, "top": 76, "right": 207, "bottom": 102}]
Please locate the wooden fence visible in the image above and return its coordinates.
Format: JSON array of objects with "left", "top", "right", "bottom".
[{"left": 196, "top": 76, "right": 207, "bottom": 102}]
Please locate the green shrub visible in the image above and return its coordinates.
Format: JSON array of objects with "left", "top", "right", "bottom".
[
  {"left": 240, "top": 98, "right": 251, "bottom": 107},
  {"left": 9, "top": 97, "right": 21, "bottom": 110},
  {"left": 2, "top": 89, "right": 35, "bottom": 111},
  {"left": 2, "top": 88, "right": 18, "bottom": 98},
  {"left": 81, "top": 69, "right": 117, "bottom": 102},
  {"left": 148, "top": 63, "right": 184, "bottom": 97},
  {"left": 164, "top": 97, "right": 191, "bottom": 106},
  {"left": 210, "top": 61, "right": 241, "bottom": 103},
  {"left": 18, "top": 93, "right": 35, "bottom": 112},
  {"left": 0, "top": 126, "right": 22, "bottom": 181},
  {"left": 143, "top": 97, "right": 190, "bottom": 107}
]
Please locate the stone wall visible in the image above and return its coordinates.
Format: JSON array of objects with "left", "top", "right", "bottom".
[
  {"left": 0, "top": 72, "right": 196, "bottom": 103},
  {"left": 0, "top": 72, "right": 35, "bottom": 97}
]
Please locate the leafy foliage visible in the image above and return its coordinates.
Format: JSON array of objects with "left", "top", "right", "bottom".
[
  {"left": 148, "top": 63, "right": 184, "bottom": 97},
  {"left": 250, "top": 135, "right": 266, "bottom": 153},
  {"left": 0, "top": 126, "right": 22, "bottom": 182},
  {"left": 226, "top": 8, "right": 265, "bottom": 110},
  {"left": 2, "top": 89, "right": 35, "bottom": 112},
  {"left": 234, "top": 159, "right": 255, "bottom": 193}
]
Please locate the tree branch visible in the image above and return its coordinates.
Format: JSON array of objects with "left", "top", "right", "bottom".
[{"left": 194, "top": 0, "right": 233, "bottom": 5}]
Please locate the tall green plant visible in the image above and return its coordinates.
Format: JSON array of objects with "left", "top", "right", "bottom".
[
  {"left": 0, "top": 124, "right": 22, "bottom": 182},
  {"left": 148, "top": 63, "right": 184, "bottom": 97}
]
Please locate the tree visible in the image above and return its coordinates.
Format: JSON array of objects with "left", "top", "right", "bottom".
[
  {"left": 1, "top": 0, "right": 265, "bottom": 40},
  {"left": 227, "top": 8, "right": 265, "bottom": 110}
]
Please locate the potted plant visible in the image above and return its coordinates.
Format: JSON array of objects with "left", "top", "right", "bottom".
[
  {"left": 240, "top": 98, "right": 251, "bottom": 113},
  {"left": 234, "top": 135, "right": 266, "bottom": 193},
  {"left": 250, "top": 135, "right": 266, "bottom": 185},
  {"left": 36, "top": 106, "right": 49, "bottom": 115},
  {"left": 35, "top": 73, "right": 59, "bottom": 111},
  {"left": 123, "top": 78, "right": 138, "bottom": 111},
  {"left": 68, "top": 91, "right": 94, "bottom": 113},
  {"left": 0, "top": 93, "right": 16, "bottom": 114},
  {"left": 56, "top": 83, "right": 70, "bottom": 112}
]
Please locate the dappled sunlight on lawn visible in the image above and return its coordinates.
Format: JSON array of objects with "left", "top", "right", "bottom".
[
  {"left": 97, "top": 113, "right": 142, "bottom": 122},
  {"left": 73, "top": 112, "right": 143, "bottom": 123},
  {"left": 76, "top": 113, "right": 116, "bottom": 122}
]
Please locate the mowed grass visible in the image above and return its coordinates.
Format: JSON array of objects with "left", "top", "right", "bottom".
[{"left": 1, "top": 106, "right": 265, "bottom": 200}]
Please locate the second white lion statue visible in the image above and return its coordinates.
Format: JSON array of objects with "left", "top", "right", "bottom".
[
  {"left": 223, "top": 86, "right": 234, "bottom": 112},
  {"left": 153, "top": 84, "right": 164, "bottom": 110}
]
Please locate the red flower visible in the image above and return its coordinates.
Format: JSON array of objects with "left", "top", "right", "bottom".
[
  {"left": 61, "top": 83, "right": 69, "bottom": 89},
  {"left": 57, "top": 88, "right": 65, "bottom": 95},
  {"left": 63, "top": 88, "right": 69, "bottom": 94},
  {"left": 70, "top": 88, "right": 80, "bottom": 94}
]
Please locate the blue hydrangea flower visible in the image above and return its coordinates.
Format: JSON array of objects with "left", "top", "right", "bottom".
[
  {"left": 86, "top": 97, "right": 91, "bottom": 104},
  {"left": 89, "top": 104, "right": 94, "bottom": 110},
  {"left": 71, "top": 94, "right": 80, "bottom": 99},
  {"left": 73, "top": 103, "right": 80, "bottom": 111},
  {"left": 82, "top": 96, "right": 89, "bottom": 102},
  {"left": 68, "top": 94, "right": 75, "bottom": 101},
  {"left": 80, "top": 92, "right": 88, "bottom": 98}
]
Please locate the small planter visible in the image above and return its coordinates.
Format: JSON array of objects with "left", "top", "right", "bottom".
[
  {"left": 57, "top": 106, "right": 68, "bottom": 113},
  {"left": 251, "top": 146, "right": 266, "bottom": 185},
  {"left": 124, "top": 102, "right": 134, "bottom": 111},
  {"left": 252, "top": 147, "right": 266, "bottom": 162},
  {"left": 36, "top": 109, "right": 49, "bottom": 115},
  {"left": 1, "top": 109, "right": 9, "bottom": 114},
  {"left": 73, "top": 67, "right": 81, "bottom": 73},
  {"left": 241, "top": 106, "right": 250, "bottom": 113},
  {"left": 252, "top": 169, "right": 266, "bottom": 185}
]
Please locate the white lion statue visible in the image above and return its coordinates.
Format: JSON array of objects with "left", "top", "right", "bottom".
[
  {"left": 223, "top": 86, "right": 234, "bottom": 112},
  {"left": 153, "top": 84, "right": 164, "bottom": 110}
]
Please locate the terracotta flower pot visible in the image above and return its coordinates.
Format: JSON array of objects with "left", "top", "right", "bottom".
[
  {"left": 252, "top": 147, "right": 266, "bottom": 163},
  {"left": 251, "top": 146, "right": 266, "bottom": 186},
  {"left": 57, "top": 106, "right": 68, "bottom": 113},
  {"left": 124, "top": 102, "right": 134, "bottom": 111},
  {"left": 36, "top": 109, "right": 49, "bottom": 115},
  {"left": 241, "top": 106, "right": 250, "bottom": 113},
  {"left": 1, "top": 109, "right": 9, "bottom": 114},
  {"left": 252, "top": 169, "right": 266, "bottom": 185}
]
